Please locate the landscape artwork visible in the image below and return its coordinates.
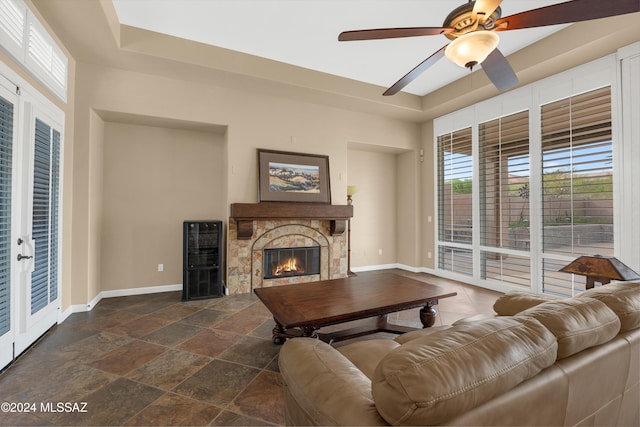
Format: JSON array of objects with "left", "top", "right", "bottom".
[
  {"left": 258, "top": 149, "right": 331, "bottom": 203},
  {"left": 268, "top": 162, "right": 320, "bottom": 193}
]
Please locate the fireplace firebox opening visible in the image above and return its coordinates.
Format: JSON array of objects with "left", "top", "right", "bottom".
[{"left": 264, "top": 246, "right": 320, "bottom": 279}]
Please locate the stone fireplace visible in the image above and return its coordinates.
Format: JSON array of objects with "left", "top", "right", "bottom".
[{"left": 226, "top": 203, "right": 353, "bottom": 294}]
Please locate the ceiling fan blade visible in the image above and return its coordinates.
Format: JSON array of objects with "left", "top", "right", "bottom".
[
  {"left": 472, "top": 0, "right": 503, "bottom": 20},
  {"left": 383, "top": 45, "right": 447, "bottom": 96},
  {"left": 339, "top": 27, "right": 451, "bottom": 42},
  {"left": 494, "top": 0, "right": 640, "bottom": 31},
  {"left": 481, "top": 48, "right": 519, "bottom": 92}
]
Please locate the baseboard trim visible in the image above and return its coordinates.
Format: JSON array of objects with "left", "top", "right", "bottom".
[
  {"left": 66, "top": 284, "right": 183, "bottom": 315},
  {"left": 352, "top": 263, "right": 436, "bottom": 275}
]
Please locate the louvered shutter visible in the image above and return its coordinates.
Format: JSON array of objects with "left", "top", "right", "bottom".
[
  {"left": 0, "top": 95, "right": 13, "bottom": 334},
  {"left": 479, "top": 110, "right": 532, "bottom": 287},
  {"left": 437, "top": 127, "right": 473, "bottom": 276},
  {"left": 541, "top": 86, "right": 613, "bottom": 294},
  {"left": 30, "top": 118, "right": 50, "bottom": 314}
]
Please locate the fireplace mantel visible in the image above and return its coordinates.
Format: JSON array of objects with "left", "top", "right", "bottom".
[{"left": 230, "top": 203, "right": 353, "bottom": 240}]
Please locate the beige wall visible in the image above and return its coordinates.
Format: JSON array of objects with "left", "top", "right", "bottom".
[
  {"left": 347, "top": 148, "right": 398, "bottom": 268},
  {"left": 70, "top": 61, "right": 420, "bottom": 304},
  {"left": 101, "top": 122, "right": 226, "bottom": 290},
  {"left": 421, "top": 120, "right": 436, "bottom": 270}
]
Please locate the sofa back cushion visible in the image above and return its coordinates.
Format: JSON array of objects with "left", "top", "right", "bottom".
[
  {"left": 493, "top": 291, "right": 550, "bottom": 315},
  {"left": 371, "top": 317, "right": 557, "bottom": 426},
  {"left": 577, "top": 281, "right": 640, "bottom": 331},
  {"left": 517, "top": 298, "right": 620, "bottom": 359}
]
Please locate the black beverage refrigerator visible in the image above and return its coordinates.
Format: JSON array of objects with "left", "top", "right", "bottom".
[{"left": 183, "top": 220, "right": 224, "bottom": 300}]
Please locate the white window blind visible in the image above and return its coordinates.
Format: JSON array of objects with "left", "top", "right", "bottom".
[
  {"left": 541, "top": 86, "right": 613, "bottom": 295},
  {"left": 30, "top": 117, "right": 60, "bottom": 314},
  {"left": 479, "top": 111, "right": 530, "bottom": 250},
  {"left": 0, "top": 0, "right": 24, "bottom": 54},
  {"left": 27, "top": 17, "right": 66, "bottom": 90},
  {"left": 0, "top": 94, "right": 13, "bottom": 335},
  {"left": 479, "top": 110, "right": 531, "bottom": 287},
  {"left": 437, "top": 127, "right": 473, "bottom": 276}
]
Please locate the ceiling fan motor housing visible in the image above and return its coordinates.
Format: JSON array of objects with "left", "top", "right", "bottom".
[{"left": 443, "top": 1, "right": 502, "bottom": 40}]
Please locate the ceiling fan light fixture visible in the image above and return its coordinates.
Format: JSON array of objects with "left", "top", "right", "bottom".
[{"left": 445, "top": 30, "right": 499, "bottom": 69}]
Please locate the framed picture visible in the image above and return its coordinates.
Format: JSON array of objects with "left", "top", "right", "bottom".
[{"left": 258, "top": 149, "right": 331, "bottom": 203}]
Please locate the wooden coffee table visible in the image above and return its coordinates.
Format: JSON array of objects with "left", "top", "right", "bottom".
[{"left": 254, "top": 273, "right": 457, "bottom": 344}]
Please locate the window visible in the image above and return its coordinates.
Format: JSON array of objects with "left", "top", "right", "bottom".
[
  {"left": 541, "top": 87, "right": 613, "bottom": 295},
  {"left": 0, "top": 0, "right": 67, "bottom": 101},
  {"left": 437, "top": 127, "right": 473, "bottom": 276},
  {"left": 479, "top": 110, "right": 531, "bottom": 288},
  {"left": 434, "top": 56, "right": 619, "bottom": 296},
  {"left": 31, "top": 118, "right": 60, "bottom": 313},
  {"left": 0, "top": 94, "right": 13, "bottom": 335}
]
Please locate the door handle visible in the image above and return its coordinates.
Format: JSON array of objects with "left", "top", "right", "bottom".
[{"left": 17, "top": 254, "right": 33, "bottom": 261}]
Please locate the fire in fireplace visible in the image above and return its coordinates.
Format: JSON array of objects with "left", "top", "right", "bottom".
[{"left": 264, "top": 246, "right": 320, "bottom": 279}]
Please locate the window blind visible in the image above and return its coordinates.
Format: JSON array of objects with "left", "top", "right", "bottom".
[
  {"left": 541, "top": 87, "right": 613, "bottom": 257},
  {"left": 49, "top": 129, "right": 59, "bottom": 301},
  {"left": 28, "top": 18, "right": 67, "bottom": 90},
  {"left": 0, "top": 0, "right": 24, "bottom": 50},
  {"left": 437, "top": 127, "right": 473, "bottom": 276},
  {"left": 0, "top": 95, "right": 13, "bottom": 335},
  {"left": 0, "top": 0, "right": 67, "bottom": 100},
  {"left": 541, "top": 86, "right": 612, "bottom": 295},
  {"left": 438, "top": 128, "right": 473, "bottom": 244},
  {"left": 478, "top": 110, "right": 531, "bottom": 287},
  {"left": 479, "top": 110, "right": 530, "bottom": 250},
  {"left": 31, "top": 118, "right": 50, "bottom": 314}
]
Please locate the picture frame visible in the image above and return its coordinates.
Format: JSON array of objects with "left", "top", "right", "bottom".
[{"left": 258, "top": 149, "right": 331, "bottom": 203}]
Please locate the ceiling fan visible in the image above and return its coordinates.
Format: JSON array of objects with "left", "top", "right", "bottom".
[{"left": 339, "top": 0, "right": 640, "bottom": 96}]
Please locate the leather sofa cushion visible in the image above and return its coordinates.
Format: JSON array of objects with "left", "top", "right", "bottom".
[
  {"left": 337, "top": 339, "right": 400, "bottom": 380},
  {"left": 577, "top": 281, "right": 640, "bottom": 331},
  {"left": 493, "top": 291, "right": 550, "bottom": 315},
  {"left": 517, "top": 297, "right": 620, "bottom": 359},
  {"left": 371, "top": 317, "right": 557, "bottom": 426}
]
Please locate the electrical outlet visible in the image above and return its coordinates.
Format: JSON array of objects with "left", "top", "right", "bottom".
[
  {"left": 428, "top": 252, "right": 432, "bottom": 259},
  {"left": 378, "top": 249, "right": 383, "bottom": 256},
  {"left": 158, "top": 264, "right": 164, "bottom": 272}
]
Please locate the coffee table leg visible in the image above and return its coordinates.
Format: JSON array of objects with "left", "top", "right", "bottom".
[
  {"left": 419, "top": 300, "right": 438, "bottom": 328},
  {"left": 301, "top": 325, "right": 319, "bottom": 338},
  {"left": 272, "top": 321, "right": 287, "bottom": 345}
]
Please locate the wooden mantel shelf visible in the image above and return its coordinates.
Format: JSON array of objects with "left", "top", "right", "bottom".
[{"left": 230, "top": 203, "right": 353, "bottom": 240}]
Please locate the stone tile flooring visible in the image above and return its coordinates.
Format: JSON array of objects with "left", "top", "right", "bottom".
[{"left": 0, "top": 270, "right": 501, "bottom": 426}]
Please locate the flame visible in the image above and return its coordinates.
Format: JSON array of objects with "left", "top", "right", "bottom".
[{"left": 272, "top": 257, "right": 305, "bottom": 277}]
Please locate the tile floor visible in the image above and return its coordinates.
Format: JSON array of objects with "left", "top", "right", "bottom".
[{"left": 0, "top": 270, "right": 501, "bottom": 426}]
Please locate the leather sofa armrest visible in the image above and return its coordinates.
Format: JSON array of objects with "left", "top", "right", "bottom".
[{"left": 279, "top": 338, "right": 388, "bottom": 426}]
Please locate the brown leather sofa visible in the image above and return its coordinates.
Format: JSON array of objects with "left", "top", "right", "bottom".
[{"left": 278, "top": 281, "right": 640, "bottom": 426}]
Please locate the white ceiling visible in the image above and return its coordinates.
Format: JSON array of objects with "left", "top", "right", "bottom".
[{"left": 112, "top": 0, "right": 571, "bottom": 96}]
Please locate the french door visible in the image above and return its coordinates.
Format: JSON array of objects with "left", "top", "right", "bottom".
[{"left": 0, "top": 73, "right": 63, "bottom": 370}]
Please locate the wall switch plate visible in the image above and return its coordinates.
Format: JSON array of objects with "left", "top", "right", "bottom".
[{"left": 158, "top": 263, "right": 164, "bottom": 272}]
